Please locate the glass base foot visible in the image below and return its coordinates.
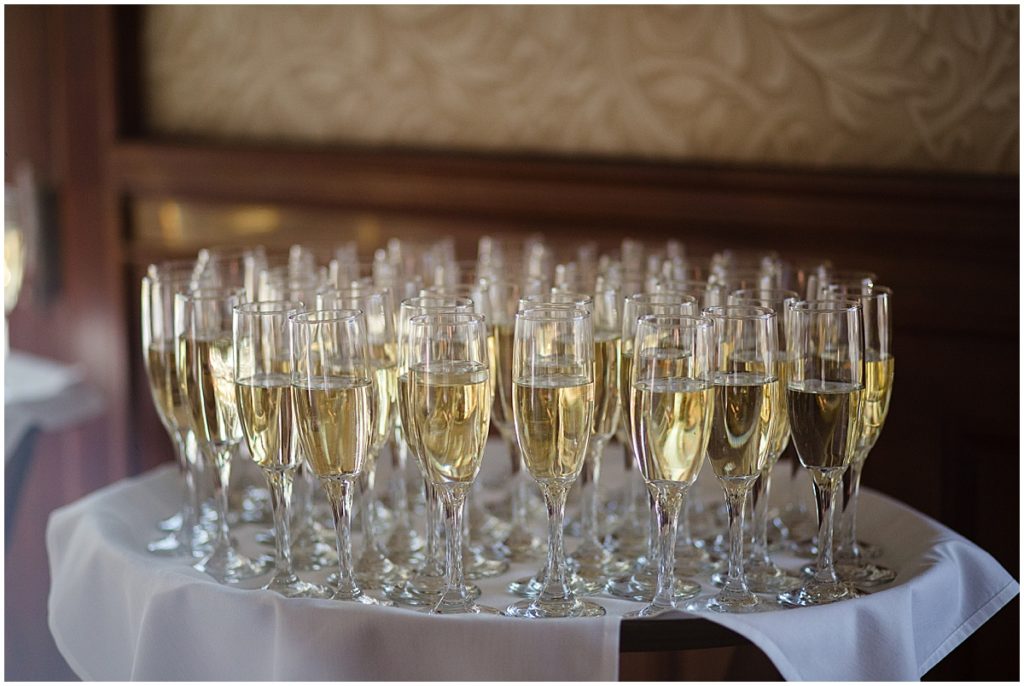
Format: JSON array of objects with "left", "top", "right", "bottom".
[
  {"left": 500, "top": 527, "right": 544, "bottom": 562},
  {"left": 464, "top": 548, "right": 510, "bottom": 579},
  {"left": 742, "top": 562, "right": 803, "bottom": 594},
  {"left": 194, "top": 545, "right": 268, "bottom": 584},
  {"left": 778, "top": 580, "right": 857, "bottom": 607},
  {"left": 835, "top": 560, "right": 896, "bottom": 586},
  {"left": 157, "top": 510, "right": 183, "bottom": 533},
  {"left": 263, "top": 574, "right": 330, "bottom": 599},
  {"left": 625, "top": 603, "right": 681, "bottom": 618},
  {"left": 386, "top": 575, "right": 479, "bottom": 607},
  {"left": 606, "top": 573, "right": 699, "bottom": 602},
  {"left": 688, "top": 591, "right": 768, "bottom": 614},
  {"left": 504, "top": 597, "right": 606, "bottom": 618}
]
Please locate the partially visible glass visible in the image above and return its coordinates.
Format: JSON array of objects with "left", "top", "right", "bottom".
[
  {"left": 826, "top": 284, "right": 896, "bottom": 587},
  {"left": 141, "top": 263, "right": 209, "bottom": 557},
  {"left": 318, "top": 287, "right": 404, "bottom": 589},
  {"left": 608, "top": 291, "right": 702, "bottom": 602},
  {"left": 726, "top": 288, "right": 802, "bottom": 594}
]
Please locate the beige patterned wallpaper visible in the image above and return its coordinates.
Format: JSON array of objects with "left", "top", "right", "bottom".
[{"left": 143, "top": 5, "right": 1018, "bottom": 174}]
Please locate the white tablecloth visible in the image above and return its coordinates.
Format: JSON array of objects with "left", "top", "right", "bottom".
[
  {"left": 47, "top": 442, "right": 1017, "bottom": 681},
  {"left": 5, "top": 350, "right": 104, "bottom": 459}
]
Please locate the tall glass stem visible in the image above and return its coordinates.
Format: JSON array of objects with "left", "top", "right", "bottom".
[
  {"left": 721, "top": 481, "right": 752, "bottom": 594},
  {"left": 434, "top": 483, "right": 471, "bottom": 610},
  {"left": 358, "top": 470, "right": 378, "bottom": 552},
  {"left": 388, "top": 434, "right": 413, "bottom": 538},
  {"left": 646, "top": 491, "right": 658, "bottom": 565},
  {"left": 676, "top": 492, "right": 695, "bottom": 550},
  {"left": 811, "top": 469, "right": 842, "bottom": 584},
  {"left": 750, "top": 464, "right": 774, "bottom": 564},
  {"left": 421, "top": 480, "right": 444, "bottom": 575},
  {"left": 537, "top": 481, "right": 573, "bottom": 603},
  {"left": 325, "top": 477, "right": 359, "bottom": 598},
  {"left": 266, "top": 470, "right": 295, "bottom": 579},
  {"left": 209, "top": 446, "right": 234, "bottom": 549},
  {"left": 174, "top": 433, "right": 198, "bottom": 545},
  {"left": 651, "top": 485, "right": 684, "bottom": 610},
  {"left": 578, "top": 438, "right": 604, "bottom": 551},
  {"left": 839, "top": 457, "right": 865, "bottom": 559}
]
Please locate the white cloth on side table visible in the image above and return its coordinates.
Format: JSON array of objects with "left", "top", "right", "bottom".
[{"left": 47, "top": 441, "right": 1017, "bottom": 681}]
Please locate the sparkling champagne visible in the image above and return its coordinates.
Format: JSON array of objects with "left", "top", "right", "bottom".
[
  {"left": 514, "top": 374, "right": 594, "bottom": 482},
  {"left": 397, "top": 372, "right": 423, "bottom": 471},
  {"left": 489, "top": 324, "right": 516, "bottom": 440},
  {"left": 236, "top": 373, "right": 295, "bottom": 471},
  {"left": 616, "top": 348, "right": 634, "bottom": 448},
  {"left": 856, "top": 355, "right": 894, "bottom": 456},
  {"left": 707, "top": 372, "right": 773, "bottom": 479},
  {"left": 180, "top": 336, "right": 242, "bottom": 449},
  {"left": 293, "top": 377, "right": 373, "bottom": 478},
  {"left": 370, "top": 361, "right": 396, "bottom": 457},
  {"left": 630, "top": 377, "right": 712, "bottom": 483},
  {"left": 592, "top": 332, "right": 621, "bottom": 440},
  {"left": 147, "top": 343, "right": 190, "bottom": 434},
  {"left": 787, "top": 380, "right": 862, "bottom": 471},
  {"left": 409, "top": 361, "right": 491, "bottom": 484}
]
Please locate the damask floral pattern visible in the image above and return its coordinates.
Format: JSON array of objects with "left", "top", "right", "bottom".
[{"left": 144, "top": 5, "right": 1018, "bottom": 173}]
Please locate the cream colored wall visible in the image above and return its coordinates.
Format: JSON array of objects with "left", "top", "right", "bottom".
[{"left": 144, "top": 5, "right": 1018, "bottom": 174}]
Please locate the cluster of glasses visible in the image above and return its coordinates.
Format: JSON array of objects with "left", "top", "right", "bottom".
[{"left": 141, "top": 237, "right": 894, "bottom": 617}]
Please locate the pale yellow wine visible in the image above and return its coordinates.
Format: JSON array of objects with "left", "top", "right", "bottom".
[
  {"left": 293, "top": 377, "right": 373, "bottom": 478},
  {"left": 592, "top": 332, "right": 622, "bottom": 441},
  {"left": 409, "top": 361, "right": 491, "bottom": 484},
  {"left": 236, "top": 373, "right": 295, "bottom": 472},
  {"left": 630, "top": 377, "right": 712, "bottom": 484},
  {"left": 397, "top": 373, "right": 421, "bottom": 467},
  {"left": 855, "top": 355, "right": 894, "bottom": 456},
  {"left": 707, "top": 372, "right": 773, "bottom": 479},
  {"left": 514, "top": 374, "right": 594, "bottom": 482},
  {"left": 489, "top": 324, "right": 516, "bottom": 440},
  {"left": 146, "top": 343, "right": 190, "bottom": 435},
  {"left": 787, "top": 379, "right": 862, "bottom": 471},
  {"left": 180, "top": 336, "right": 242, "bottom": 448}
]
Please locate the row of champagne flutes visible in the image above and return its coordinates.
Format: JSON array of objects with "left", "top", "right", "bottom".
[{"left": 140, "top": 236, "right": 894, "bottom": 617}]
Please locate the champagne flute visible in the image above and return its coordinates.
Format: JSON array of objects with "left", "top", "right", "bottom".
[
  {"left": 567, "top": 282, "right": 629, "bottom": 592},
  {"left": 505, "top": 306, "right": 605, "bottom": 618},
  {"left": 234, "top": 300, "right": 326, "bottom": 598},
  {"left": 387, "top": 295, "right": 476, "bottom": 606},
  {"left": 608, "top": 291, "right": 702, "bottom": 602},
  {"left": 486, "top": 278, "right": 543, "bottom": 561},
  {"left": 290, "top": 309, "right": 383, "bottom": 604},
  {"left": 142, "top": 263, "right": 209, "bottom": 556},
  {"left": 318, "top": 287, "right": 404, "bottom": 588},
  {"left": 406, "top": 312, "right": 499, "bottom": 614},
  {"left": 727, "top": 288, "right": 803, "bottom": 593},
  {"left": 506, "top": 292, "right": 597, "bottom": 599},
  {"left": 627, "top": 315, "right": 715, "bottom": 617},
  {"left": 778, "top": 300, "right": 864, "bottom": 607},
  {"left": 690, "top": 305, "right": 778, "bottom": 613},
  {"left": 827, "top": 284, "right": 896, "bottom": 586},
  {"left": 423, "top": 282, "right": 513, "bottom": 570},
  {"left": 176, "top": 287, "right": 267, "bottom": 583}
]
